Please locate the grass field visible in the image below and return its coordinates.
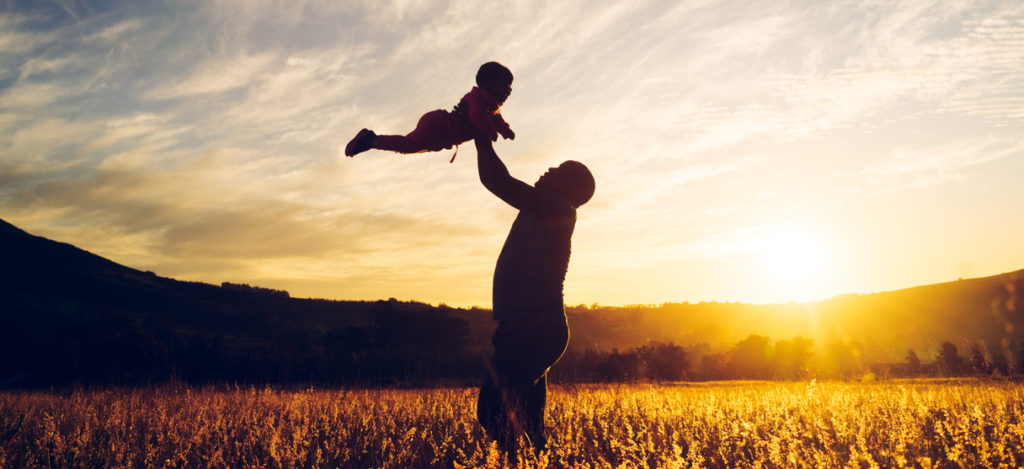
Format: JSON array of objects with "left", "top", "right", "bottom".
[{"left": 2, "top": 380, "right": 1023, "bottom": 468}]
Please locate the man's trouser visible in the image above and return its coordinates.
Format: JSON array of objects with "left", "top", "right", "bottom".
[{"left": 477, "top": 315, "right": 569, "bottom": 456}]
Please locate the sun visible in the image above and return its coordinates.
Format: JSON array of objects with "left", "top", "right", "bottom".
[{"left": 758, "top": 225, "right": 830, "bottom": 301}]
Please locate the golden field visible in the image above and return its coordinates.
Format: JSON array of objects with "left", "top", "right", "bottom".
[{"left": 2, "top": 380, "right": 1023, "bottom": 468}]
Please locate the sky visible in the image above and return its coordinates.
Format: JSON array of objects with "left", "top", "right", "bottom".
[{"left": 2, "top": 0, "right": 1023, "bottom": 308}]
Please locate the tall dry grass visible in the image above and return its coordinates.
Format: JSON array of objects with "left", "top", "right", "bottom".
[{"left": 2, "top": 380, "right": 1023, "bottom": 468}]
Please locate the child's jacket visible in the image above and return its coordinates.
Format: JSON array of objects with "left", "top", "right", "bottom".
[{"left": 456, "top": 86, "right": 513, "bottom": 142}]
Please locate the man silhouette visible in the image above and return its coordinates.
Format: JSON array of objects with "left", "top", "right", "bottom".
[{"left": 473, "top": 136, "right": 594, "bottom": 459}]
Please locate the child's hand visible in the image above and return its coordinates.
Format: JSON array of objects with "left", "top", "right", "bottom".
[{"left": 501, "top": 129, "right": 515, "bottom": 140}]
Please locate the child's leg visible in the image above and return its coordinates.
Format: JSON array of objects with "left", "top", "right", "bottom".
[
  {"left": 374, "top": 133, "right": 429, "bottom": 154},
  {"left": 375, "top": 110, "right": 455, "bottom": 154}
]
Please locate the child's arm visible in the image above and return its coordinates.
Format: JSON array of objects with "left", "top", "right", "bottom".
[{"left": 493, "top": 113, "right": 514, "bottom": 140}]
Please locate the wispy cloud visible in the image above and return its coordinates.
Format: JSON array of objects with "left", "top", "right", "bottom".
[
  {"left": 145, "top": 53, "right": 278, "bottom": 99},
  {"left": 861, "top": 135, "right": 1024, "bottom": 191},
  {"left": 0, "top": 14, "right": 55, "bottom": 55},
  {"left": 2, "top": 0, "right": 1023, "bottom": 305},
  {"left": 82, "top": 18, "right": 142, "bottom": 43}
]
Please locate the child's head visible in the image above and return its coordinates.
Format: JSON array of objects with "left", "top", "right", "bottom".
[
  {"left": 476, "top": 61, "right": 513, "bottom": 103},
  {"left": 536, "top": 160, "right": 595, "bottom": 208}
]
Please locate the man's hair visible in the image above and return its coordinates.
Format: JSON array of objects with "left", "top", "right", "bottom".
[
  {"left": 559, "top": 160, "right": 595, "bottom": 208},
  {"left": 476, "top": 61, "right": 513, "bottom": 87}
]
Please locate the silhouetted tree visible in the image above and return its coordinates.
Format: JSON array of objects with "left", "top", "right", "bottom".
[
  {"left": 969, "top": 344, "right": 989, "bottom": 375},
  {"left": 638, "top": 342, "right": 688, "bottom": 381},
  {"left": 594, "top": 348, "right": 642, "bottom": 382},
  {"left": 727, "top": 335, "right": 772, "bottom": 379},
  {"left": 696, "top": 352, "right": 727, "bottom": 381},
  {"left": 822, "top": 341, "right": 865, "bottom": 379},
  {"left": 937, "top": 341, "right": 965, "bottom": 376},
  {"left": 364, "top": 300, "right": 474, "bottom": 382},
  {"left": 905, "top": 349, "right": 922, "bottom": 376},
  {"left": 772, "top": 337, "right": 813, "bottom": 380},
  {"left": 990, "top": 347, "right": 1011, "bottom": 376},
  {"left": 1016, "top": 342, "right": 1024, "bottom": 376}
]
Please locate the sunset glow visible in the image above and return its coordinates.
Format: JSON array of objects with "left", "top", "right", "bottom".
[
  {"left": 760, "top": 225, "right": 830, "bottom": 301},
  {"left": 2, "top": 1, "right": 1023, "bottom": 306}
]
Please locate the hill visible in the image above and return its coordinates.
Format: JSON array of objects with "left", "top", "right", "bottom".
[
  {"left": 2, "top": 217, "right": 1022, "bottom": 385},
  {"left": 566, "top": 268, "right": 1024, "bottom": 362},
  {"left": 0, "top": 218, "right": 486, "bottom": 386}
]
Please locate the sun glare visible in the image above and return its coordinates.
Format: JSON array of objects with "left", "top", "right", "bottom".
[{"left": 759, "top": 225, "right": 830, "bottom": 301}]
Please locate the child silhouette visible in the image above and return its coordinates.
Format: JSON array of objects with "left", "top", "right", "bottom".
[{"left": 345, "top": 62, "right": 515, "bottom": 161}]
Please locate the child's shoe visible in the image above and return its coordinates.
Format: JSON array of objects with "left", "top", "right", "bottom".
[{"left": 345, "top": 129, "right": 376, "bottom": 156}]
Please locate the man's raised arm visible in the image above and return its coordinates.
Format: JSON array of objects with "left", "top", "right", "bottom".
[{"left": 475, "top": 136, "right": 535, "bottom": 210}]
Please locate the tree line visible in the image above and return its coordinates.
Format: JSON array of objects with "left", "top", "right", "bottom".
[
  {"left": 550, "top": 335, "right": 1024, "bottom": 383},
  {"left": 9, "top": 292, "right": 1024, "bottom": 387}
]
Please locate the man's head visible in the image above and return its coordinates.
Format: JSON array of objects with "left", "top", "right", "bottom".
[
  {"left": 476, "top": 61, "right": 513, "bottom": 104},
  {"left": 536, "top": 160, "right": 595, "bottom": 208}
]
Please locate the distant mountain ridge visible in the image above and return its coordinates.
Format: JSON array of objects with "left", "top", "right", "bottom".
[
  {"left": 2, "top": 217, "right": 1022, "bottom": 385},
  {"left": 0, "top": 216, "right": 371, "bottom": 330},
  {"left": 1, "top": 217, "right": 483, "bottom": 386},
  {"left": 567, "top": 267, "right": 1024, "bottom": 359}
]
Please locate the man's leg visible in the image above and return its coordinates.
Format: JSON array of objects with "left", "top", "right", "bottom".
[
  {"left": 524, "top": 372, "right": 549, "bottom": 454},
  {"left": 477, "top": 372, "right": 514, "bottom": 453},
  {"left": 489, "top": 317, "right": 568, "bottom": 455}
]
